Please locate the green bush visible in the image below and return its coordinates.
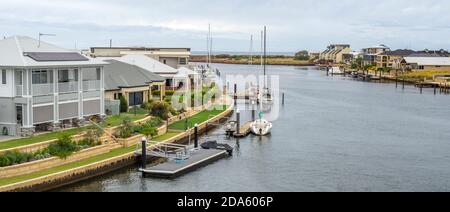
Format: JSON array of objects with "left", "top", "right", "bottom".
[
  {"left": 0, "top": 156, "right": 10, "bottom": 167},
  {"left": 116, "top": 117, "right": 134, "bottom": 139},
  {"left": 48, "top": 134, "right": 79, "bottom": 159},
  {"left": 150, "top": 101, "right": 170, "bottom": 120},
  {"left": 119, "top": 95, "right": 128, "bottom": 113}
]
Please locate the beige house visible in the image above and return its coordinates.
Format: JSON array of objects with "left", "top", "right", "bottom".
[
  {"left": 319, "top": 44, "right": 352, "bottom": 63},
  {"left": 103, "top": 60, "right": 166, "bottom": 111},
  {"left": 89, "top": 47, "right": 191, "bottom": 69},
  {"left": 395, "top": 57, "right": 450, "bottom": 72},
  {"left": 376, "top": 49, "right": 415, "bottom": 69}
]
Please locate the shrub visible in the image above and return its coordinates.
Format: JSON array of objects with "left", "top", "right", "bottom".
[
  {"left": 119, "top": 95, "right": 128, "bottom": 113},
  {"left": 0, "top": 156, "right": 11, "bottom": 167},
  {"left": 150, "top": 101, "right": 170, "bottom": 120},
  {"left": 48, "top": 134, "right": 79, "bottom": 159},
  {"left": 116, "top": 117, "right": 134, "bottom": 139}
]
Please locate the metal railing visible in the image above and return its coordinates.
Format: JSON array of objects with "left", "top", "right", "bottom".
[
  {"left": 32, "top": 83, "right": 54, "bottom": 96},
  {"left": 83, "top": 80, "right": 100, "bottom": 91},
  {"left": 58, "top": 81, "right": 79, "bottom": 93},
  {"left": 15, "top": 85, "right": 23, "bottom": 97}
]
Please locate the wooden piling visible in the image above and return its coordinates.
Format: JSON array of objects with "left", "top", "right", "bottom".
[
  {"left": 236, "top": 110, "right": 241, "bottom": 135},
  {"left": 141, "top": 138, "right": 147, "bottom": 177}
]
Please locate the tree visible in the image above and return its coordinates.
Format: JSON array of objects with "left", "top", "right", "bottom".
[
  {"left": 150, "top": 101, "right": 170, "bottom": 120},
  {"left": 294, "top": 50, "right": 310, "bottom": 61},
  {"left": 119, "top": 95, "right": 128, "bottom": 113}
]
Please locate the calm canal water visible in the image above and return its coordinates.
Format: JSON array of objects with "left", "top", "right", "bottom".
[{"left": 58, "top": 64, "right": 450, "bottom": 192}]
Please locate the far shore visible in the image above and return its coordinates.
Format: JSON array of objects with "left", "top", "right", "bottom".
[{"left": 190, "top": 55, "right": 315, "bottom": 66}]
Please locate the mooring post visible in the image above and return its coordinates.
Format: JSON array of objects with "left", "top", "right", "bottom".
[
  {"left": 402, "top": 79, "right": 405, "bottom": 90},
  {"left": 194, "top": 124, "right": 199, "bottom": 148},
  {"left": 236, "top": 109, "right": 241, "bottom": 135},
  {"left": 251, "top": 101, "right": 256, "bottom": 122},
  {"left": 141, "top": 137, "right": 147, "bottom": 177},
  {"left": 420, "top": 85, "right": 423, "bottom": 94},
  {"left": 282, "top": 93, "right": 285, "bottom": 106},
  {"left": 326, "top": 67, "right": 329, "bottom": 76}
]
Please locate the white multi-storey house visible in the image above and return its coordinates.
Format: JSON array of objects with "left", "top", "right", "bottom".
[{"left": 0, "top": 36, "right": 107, "bottom": 136}]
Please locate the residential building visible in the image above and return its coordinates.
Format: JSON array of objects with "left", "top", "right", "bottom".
[
  {"left": 89, "top": 47, "right": 191, "bottom": 69},
  {"left": 342, "top": 51, "right": 362, "bottom": 64},
  {"left": 319, "top": 44, "right": 352, "bottom": 64},
  {"left": 362, "top": 44, "right": 390, "bottom": 66},
  {"left": 376, "top": 49, "right": 416, "bottom": 69},
  {"left": 112, "top": 54, "right": 199, "bottom": 91},
  {"left": 0, "top": 36, "right": 107, "bottom": 136},
  {"left": 395, "top": 57, "right": 450, "bottom": 72},
  {"left": 103, "top": 60, "right": 166, "bottom": 113}
]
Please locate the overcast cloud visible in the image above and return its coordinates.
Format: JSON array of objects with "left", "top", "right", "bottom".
[{"left": 1, "top": 0, "right": 450, "bottom": 52}]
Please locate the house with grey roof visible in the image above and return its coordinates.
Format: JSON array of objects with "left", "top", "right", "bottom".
[
  {"left": 0, "top": 36, "right": 107, "bottom": 136},
  {"left": 103, "top": 60, "right": 166, "bottom": 111}
]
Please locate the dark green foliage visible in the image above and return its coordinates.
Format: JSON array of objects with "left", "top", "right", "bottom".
[
  {"left": 116, "top": 117, "right": 134, "bottom": 138},
  {"left": 48, "top": 134, "right": 79, "bottom": 159},
  {"left": 294, "top": 50, "right": 310, "bottom": 61},
  {"left": 119, "top": 95, "right": 128, "bottom": 113},
  {"left": 150, "top": 101, "right": 170, "bottom": 120}
]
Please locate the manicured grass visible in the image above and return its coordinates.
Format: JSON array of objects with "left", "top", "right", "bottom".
[
  {"left": 0, "top": 127, "right": 87, "bottom": 151},
  {"left": 101, "top": 112, "right": 148, "bottom": 128},
  {"left": 169, "top": 105, "right": 228, "bottom": 130},
  {"left": 0, "top": 145, "right": 136, "bottom": 187},
  {"left": 151, "top": 132, "right": 181, "bottom": 142},
  {"left": 0, "top": 131, "right": 183, "bottom": 187}
]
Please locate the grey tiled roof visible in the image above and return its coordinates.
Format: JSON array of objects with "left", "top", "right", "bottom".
[{"left": 103, "top": 60, "right": 165, "bottom": 91}]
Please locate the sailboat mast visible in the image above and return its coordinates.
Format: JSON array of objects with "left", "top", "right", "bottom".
[
  {"left": 260, "top": 30, "right": 263, "bottom": 68},
  {"left": 206, "top": 24, "right": 210, "bottom": 64},
  {"left": 249, "top": 35, "right": 253, "bottom": 65},
  {"left": 263, "top": 26, "right": 267, "bottom": 89}
]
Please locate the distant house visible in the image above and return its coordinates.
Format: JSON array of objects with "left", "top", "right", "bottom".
[
  {"left": 376, "top": 49, "right": 416, "bottom": 69},
  {"left": 103, "top": 60, "right": 166, "bottom": 111},
  {"left": 342, "top": 51, "right": 362, "bottom": 64},
  {"left": 319, "top": 44, "right": 352, "bottom": 64},
  {"left": 112, "top": 54, "right": 199, "bottom": 91},
  {"left": 89, "top": 47, "right": 191, "bottom": 69},
  {"left": 395, "top": 57, "right": 450, "bottom": 72},
  {"left": 362, "top": 44, "right": 390, "bottom": 67},
  {"left": 0, "top": 36, "right": 107, "bottom": 136}
]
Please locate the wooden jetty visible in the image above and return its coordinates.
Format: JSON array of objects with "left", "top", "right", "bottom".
[
  {"left": 138, "top": 149, "right": 228, "bottom": 178},
  {"left": 233, "top": 121, "right": 253, "bottom": 138}
]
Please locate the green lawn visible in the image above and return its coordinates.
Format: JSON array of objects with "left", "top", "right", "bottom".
[
  {"left": 101, "top": 111, "right": 149, "bottom": 128},
  {"left": 0, "top": 131, "right": 183, "bottom": 187},
  {"left": 0, "top": 127, "right": 87, "bottom": 151},
  {"left": 151, "top": 132, "right": 181, "bottom": 142},
  {"left": 169, "top": 105, "right": 228, "bottom": 130},
  {"left": 0, "top": 146, "right": 136, "bottom": 187}
]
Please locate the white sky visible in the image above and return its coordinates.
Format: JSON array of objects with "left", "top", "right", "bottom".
[{"left": 1, "top": 0, "right": 450, "bottom": 52}]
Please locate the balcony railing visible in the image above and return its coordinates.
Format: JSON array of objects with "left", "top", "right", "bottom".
[
  {"left": 58, "top": 82, "right": 79, "bottom": 93},
  {"left": 32, "top": 83, "right": 54, "bottom": 96},
  {"left": 83, "top": 80, "right": 100, "bottom": 91},
  {"left": 16, "top": 85, "right": 23, "bottom": 97}
]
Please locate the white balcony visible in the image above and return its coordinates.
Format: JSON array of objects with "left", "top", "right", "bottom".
[
  {"left": 83, "top": 80, "right": 100, "bottom": 91},
  {"left": 58, "top": 82, "right": 79, "bottom": 93},
  {"left": 15, "top": 85, "right": 23, "bottom": 97},
  {"left": 32, "top": 83, "right": 54, "bottom": 96}
]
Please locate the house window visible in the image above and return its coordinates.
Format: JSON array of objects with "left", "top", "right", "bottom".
[
  {"left": 179, "top": 58, "right": 187, "bottom": 65},
  {"left": 32, "top": 70, "right": 51, "bottom": 84},
  {"left": 129, "top": 92, "right": 143, "bottom": 106},
  {"left": 1, "top": 70, "right": 6, "bottom": 84},
  {"left": 58, "top": 69, "right": 78, "bottom": 83}
]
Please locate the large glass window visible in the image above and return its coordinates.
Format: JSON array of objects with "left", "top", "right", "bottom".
[
  {"left": 32, "top": 70, "right": 52, "bottom": 84},
  {"left": 82, "top": 68, "right": 100, "bottom": 81},
  {"left": 2, "top": 70, "right": 6, "bottom": 84},
  {"left": 179, "top": 58, "right": 187, "bottom": 65},
  {"left": 58, "top": 69, "right": 78, "bottom": 83},
  {"left": 129, "top": 92, "right": 143, "bottom": 106}
]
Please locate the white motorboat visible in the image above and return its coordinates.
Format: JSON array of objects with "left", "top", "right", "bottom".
[
  {"left": 329, "top": 66, "right": 344, "bottom": 75},
  {"left": 251, "top": 118, "right": 273, "bottom": 136}
]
